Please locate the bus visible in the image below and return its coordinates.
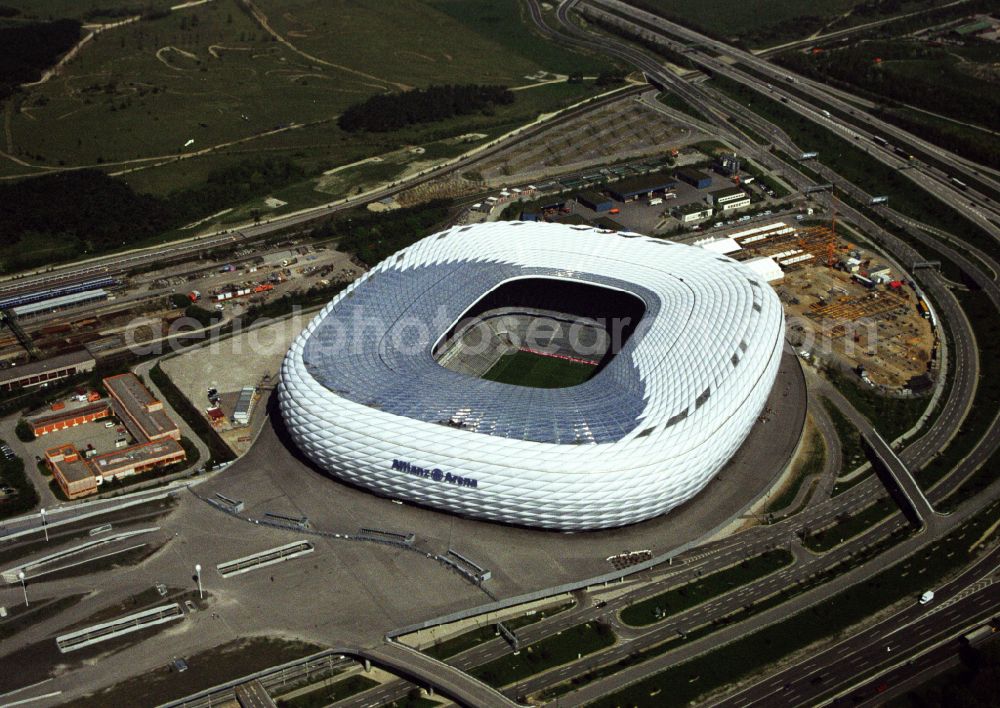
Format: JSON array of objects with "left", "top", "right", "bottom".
[{"left": 872, "top": 136, "right": 889, "bottom": 147}]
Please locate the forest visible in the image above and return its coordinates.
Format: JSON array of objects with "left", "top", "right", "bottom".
[
  {"left": 0, "top": 157, "right": 308, "bottom": 273},
  {"left": 338, "top": 84, "right": 515, "bottom": 133},
  {"left": 0, "top": 19, "right": 81, "bottom": 101}
]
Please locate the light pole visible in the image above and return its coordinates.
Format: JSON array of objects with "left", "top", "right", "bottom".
[
  {"left": 17, "top": 570, "right": 28, "bottom": 607},
  {"left": 40, "top": 507, "right": 48, "bottom": 543},
  {"left": 195, "top": 564, "right": 203, "bottom": 600}
]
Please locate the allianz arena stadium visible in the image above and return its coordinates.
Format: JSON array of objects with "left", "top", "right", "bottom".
[{"left": 279, "top": 221, "right": 784, "bottom": 531}]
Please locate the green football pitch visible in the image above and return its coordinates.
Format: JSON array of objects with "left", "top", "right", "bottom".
[{"left": 483, "top": 350, "right": 596, "bottom": 389}]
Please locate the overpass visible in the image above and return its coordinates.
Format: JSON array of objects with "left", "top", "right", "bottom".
[
  {"left": 357, "top": 640, "right": 522, "bottom": 707},
  {"left": 861, "top": 429, "right": 938, "bottom": 526}
]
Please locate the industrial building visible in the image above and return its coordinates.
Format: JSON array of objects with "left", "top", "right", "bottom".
[
  {"left": 0, "top": 350, "right": 96, "bottom": 393},
  {"left": 89, "top": 438, "right": 186, "bottom": 482},
  {"left": 43, "top": 373, "right": 187, "bottom": 498},
  {"left": 576, "top": 191, "right": 613, "bottom": 212},
  {"left": 104, "top": 373, "right": 180, "bottom": 442},
  {"left": 10, "top": 289, "right": 109, "bottom": 319},
  {"left": 279, "top": 221, "right": 784, "bottom": 531},
  {"left": 232, "top": 386, "right": 258, "bottom": 425},
  {"left": 45, "top": 444, "right": 99, "bottom": 499},
  {"left": 606, "top": 175, "right": 677, "bottom": 202},
  {"left": 28, "top": 400, "right": 111, "bottom": 437},
  {"left": 675, "top": 167, "right": 712, "bottom": 189},
  {"left": 676, "top": 204, "right": 714, "bottom": 223},
  {"left": 709, "top": 187, "right": 751, "bottom": 211}
]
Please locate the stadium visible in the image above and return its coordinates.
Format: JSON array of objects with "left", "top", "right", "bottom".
[{"left": 279, "top": 221, "right": 784, "bottom": 531}]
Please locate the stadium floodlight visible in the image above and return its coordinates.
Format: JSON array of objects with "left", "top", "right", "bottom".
[
  {"left": 18, "top": 570, "right": 28, "bottom": 607},
  {"left": 279, "top": 221, "right": 784, "bottom": 530}
]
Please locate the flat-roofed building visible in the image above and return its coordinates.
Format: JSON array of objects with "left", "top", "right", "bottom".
[
  {"left": 28, "top": 401, "right": 112, "bottom": 437},
  {"left": 232, "top": 386, "right": 257, "bottom": 425},
  {"left": 676, "top": 204, "right": 714, "bottom": 223},
  {"left": 89, "top": 438, "right": 186, "bottom": 482},
  {"left": 607, "top": 175, "right": 678, "bottom": 202},
  {"left": 46, "top": 444, "right": 98, "bottom": 499},
  {"left": 675, "top": 167, "right": 712, "bottom": 189},
  {"left": 103, "top": 373, "right": 180, "bottom": 442},
  {"left": 0, "top": 350, "right": 96, "bottom": 393},
  {"left": 709, "top": 187, "right": 751, "bottom": 211}
]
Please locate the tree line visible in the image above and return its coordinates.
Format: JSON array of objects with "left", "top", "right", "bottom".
[
  {"left": 0, "top": 19, "right": 81, "bottom": 101},
  {"left": 310, "top": 199, "right": 453, "bottom": 267},
  {"left": 0, "top": 156, "right": 306, "bottom": 273},
  {"left": 338, "top": 84, "right": 515, "bottom": 133}
]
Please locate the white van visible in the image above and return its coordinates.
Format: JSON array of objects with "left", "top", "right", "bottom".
[{"left": 919, "top": 590, "right": 934, "bottom": 605}]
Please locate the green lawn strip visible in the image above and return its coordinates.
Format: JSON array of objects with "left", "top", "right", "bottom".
[
  {"left": 470, "top": 621, "right": 615, "bottom": 688},
  {"left": 742, "top": 159, "right": 791, "bottom": 198},
  {"left": 588, "top": 499, "right": 1000, "bottom": 707},
  {"left": 940, "top": 445, "right": 1000, "bottom": 513},
  {"left": 656, "top": 91, "right": 709, "bottom": 123},
  {"left": 823, "top": 398, "right": 871, "bottom": 496},
  {"left": 621, "top": 550, "right": 793, "bottom": 627},
  {"left": 422, "top": 602, "right": 574, "bottom": 660},
  {"left": 708, "top": 72, "right": 994, "bottom": 258},
  {"left": 822, "top": 368, "right": 926, "bottom": 442},
  {"left": 802, "top": 497, "right": 898, "bottom": 553},
  {"left": 277, "top": 674, "right": 379, "bottom": 708},
  {"left": 149, "top": 364, "right": 235, "bottom": 466},
  {"left": 766, "top": 428, "right": 824, "bottom": 514},
  {"left": 483, "top": 351, "right": 596, "bottom": 389},
  {"left": 537, "top": 527, "right": 912, "bottom": 701}
]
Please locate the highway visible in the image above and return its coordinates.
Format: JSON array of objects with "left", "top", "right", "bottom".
[
  {"left": 586, "top": 0, "right": 1000, "bottom": 214},
  {"left": 714, "top": 544, "right": 1000, "bottom": 707}
]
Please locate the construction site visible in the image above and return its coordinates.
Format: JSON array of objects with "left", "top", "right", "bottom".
[{"left": 696, "top": 218, "right": 937, "bottom": 391}]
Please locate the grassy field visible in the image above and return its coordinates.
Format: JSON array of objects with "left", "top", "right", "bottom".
[
  {"left": 4, "top": 0, "right": 614, "bottom": 194},
  {"left": 483, "top": 350, "right": 597, "bottom": 388},
  {"left": 620, "top": 550, "right": 793, "bottom": 627},
  {"left": 471, "top": 621, "right": 615, "bottom": 688}
]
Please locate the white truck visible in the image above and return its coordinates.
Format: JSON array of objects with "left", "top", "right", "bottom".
[{"left": 648, "top": 197, "right": 663, "bottom": 206}]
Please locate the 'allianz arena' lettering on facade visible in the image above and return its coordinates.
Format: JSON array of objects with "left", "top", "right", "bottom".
[{"left": 279, "top": 221, "right": 784, "bottom": 531}]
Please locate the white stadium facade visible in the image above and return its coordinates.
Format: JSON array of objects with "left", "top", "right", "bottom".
[{"left": 279, "top": 221, "right": 784, "bottom": 531}]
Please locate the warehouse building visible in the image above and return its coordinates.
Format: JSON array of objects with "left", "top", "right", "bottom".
[
  {"left": 576, "top": 191, "right": 613, "bottom": 212},
  {"left": 10, "top": 289, "right": 110, "bottom": 319},
  {"left": 232, "top": 386, "right": 258, "bottom": 425},
  {"left": 28, "top": 401, "right": 112, "bottom": 437},
  {"left": 89, "top": 438, "right": 186, "bottom": 482},
  {"left": 675, "top": 167, "right": 712, "bottom": 189},
  {"left": 104, "top": 373, "right": 180, "bottom": 442},
  {"left": 709, "top": 187, "right": 751, "bottom": 211},
  {"left": 606, "top": 175, "right": 677, "bottom": 202},
  {"left": 0, "top": 350, "right": 96, "bottom": 393}
]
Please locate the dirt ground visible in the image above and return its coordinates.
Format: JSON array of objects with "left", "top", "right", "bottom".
[{"left": 779, "top": 265, "right": 934, "bottom": 389}]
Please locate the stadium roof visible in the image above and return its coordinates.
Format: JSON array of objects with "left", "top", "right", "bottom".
[{"left": 289, "top": 221, "right": 782, "bottom": 446}]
